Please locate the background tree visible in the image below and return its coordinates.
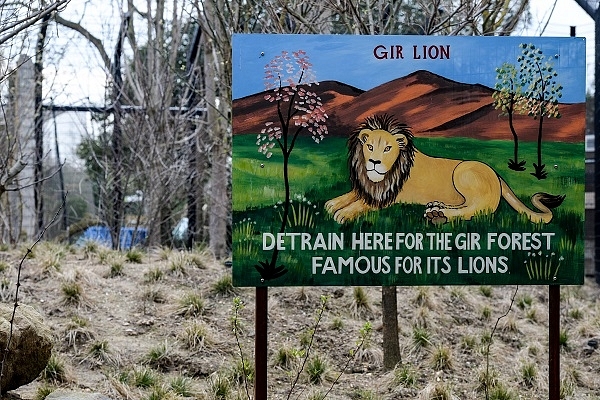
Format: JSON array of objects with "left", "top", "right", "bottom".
[
  {"left": 516, "top": 43, "right": 563, "bottom": 180},
  {"left": 493, "top": 62, "right": 527, "bottom": 171},
  {"left": 326, "top": 0, "right": 530, "bottom": 35},
  {"left": 59, "top": 2, "right": 203, "bottom": 248},
  {"left": 0, "top": 0, "right": 69, "bottom": 243}
]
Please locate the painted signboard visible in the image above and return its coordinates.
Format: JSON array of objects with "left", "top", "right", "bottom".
[{"left": 231, "top": 34, "right": 586, "bottom": 287}]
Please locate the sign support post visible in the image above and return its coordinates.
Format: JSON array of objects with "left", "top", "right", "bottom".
[
  {"left": 254, "top": 286, "right": 268, "bottom": 399},
  {"left": 549, "top": 285, "right": 560, "bottom": 399}
]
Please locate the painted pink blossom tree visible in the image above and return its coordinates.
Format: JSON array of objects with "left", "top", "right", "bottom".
[{"left": 255, "top": 50, "right": 329, "bottom": 281}]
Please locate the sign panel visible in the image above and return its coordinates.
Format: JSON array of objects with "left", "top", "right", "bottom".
[{"left": 232, "top": 34, "right": 586, "bottom": 287}]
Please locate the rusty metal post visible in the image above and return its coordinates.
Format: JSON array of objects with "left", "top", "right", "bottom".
[
  {"left": 549, "top": 285, "right": 560, "bottom": 400},
  {"left": 254, "top": 287, "right": 268, "bottom": 399}
]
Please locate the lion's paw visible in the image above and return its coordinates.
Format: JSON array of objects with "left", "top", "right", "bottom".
[
  {"left": 333, "top": 210, "right": 351, "bottom": 224},
  {"left": 424, "top": 202, "right": 448, "bottom": 225},
  {"left": 324, "top": 200, "right": 336, "bottom": 214}
]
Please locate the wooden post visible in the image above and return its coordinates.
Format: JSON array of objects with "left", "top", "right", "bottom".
[
  {"left": 548, "top": 285, "right": 560, "bottom": 399},
  {"left": 254, "top": 287, "right": 268, "bottom": 398},
  {"left": 382, "top": 285, "right": 401, "bottom": 370}
]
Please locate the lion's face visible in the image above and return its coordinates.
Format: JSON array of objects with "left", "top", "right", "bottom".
[
  {"left": 359, "top": 128, "right": 409, "bottom": 182},
  {"left": 348, "top": 115, "right": 415, "bottom": 208}
]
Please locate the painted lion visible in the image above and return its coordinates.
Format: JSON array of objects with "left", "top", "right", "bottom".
[{"left": 325, "top": 114, "right": 565, "bottom": 224}]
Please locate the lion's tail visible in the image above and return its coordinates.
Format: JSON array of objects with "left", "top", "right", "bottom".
[{"left": 500, "top": 178, "right": 565, "bottom": 224}]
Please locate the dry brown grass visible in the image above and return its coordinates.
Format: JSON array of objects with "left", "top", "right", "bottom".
[{"left": 0, "top": 243, "right": 598, "bottom": 399}]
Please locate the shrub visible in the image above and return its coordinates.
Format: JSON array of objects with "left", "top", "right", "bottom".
[
  {"left": 393, "top": 364, "right": 416, "bottom": 387},
  {"left": 85, "top": 340, "right": 119, "bottom": 366},
  {"left": 411, "top": 325, "right": 431, "bottom": 349},
  {"left": 481, "top": 305, "right": 492, "bottom": 320},
  {"left": 64, "top": 316, "right": 95, "bottom": 348},
  {"left": 131, "top": 367, "right": 158, "bottom": 388},
  {"left": 208, "top": 373, "right": 231, "bottom": 400},
  {"left": 125, "top": 248, "right": 143, "bottom": 263},
  {"left": 501, "top": 315, "right": 519, "bottom": 333},
  {"left": 177, "top": 293, "right": 205, "bottom": 317},
  {"left": 477, "top": 368, "right": 498, "bottom": 392},
  {"left": 489, "top": 383, "right": 516, "bottom": 400},
  {"left": 273, "top": 346, "right": 302, "bottom": 370},
  {"left": 430, "top": 345, "right": 452, "bottom": 371},
  {"left": 351, "top": 287, "right": 371, "bottom": 316},
  {"left": 147, "top": 385, "right": 171, "bottom": 400},
  {"left": 306, "top": 354, "right": 327, "bottom": 384},
  {"left": 179, "top": 321, "right": 210, "bottom": 350},
  {"left": 61, "top": 282, "right": 83, "bottom": 306},
  {"left": 559, "top": 328, "right": 569, "bottom": 349},
  {"left": 145, "top": 267, "right": 164, "bottom": 282},
  {"left": 0, "top": 260, "right": 9, "bottom": 273},
  {"left": 41, "top": 354, "right": 69, "bottom": 383},
  {"left": 144, "top": 340, "right": 173, "bottom": 369},
  {"left": 331, "top": 317, "right": 344, "bottom": 330},
  {"left": 169, "top": 375, "right": 197, "bottom": 397},
  {"left": 568, "top": 308, "right": 583, "bottom": 320},
  {"left": 34, "top": 385, "right": 56, "bottom": 400},
  {"left": 516, "top": 294, "right": 533, "bottom": 310},
  {"left": 230, "top": 358, "right": 254, "bottom": 384},
  {"left": 413, "top": 286, "right": 431, "bottom": 308},
  {"left": 168, "top": 253, "right": 187, "bottom": 276},
  {"left": 479, "top": 285, "right": 493, "bottom": 297},
  {"left": 212, "top": 274, "right": 237, "bottom": 296},
  {"left": 108, "top": 261, "right": 124, "bottom": 277},
  {"left": 521, "top": 362, "right": 537, "bottom": 387}
]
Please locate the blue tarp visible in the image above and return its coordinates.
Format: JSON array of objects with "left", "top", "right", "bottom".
[{"left": 76, "top": 226, "right": 147, "bottom": 249}]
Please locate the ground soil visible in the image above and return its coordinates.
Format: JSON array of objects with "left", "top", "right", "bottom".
[{"left": 2, "top": 242, "right": 600, "bottom": 400}]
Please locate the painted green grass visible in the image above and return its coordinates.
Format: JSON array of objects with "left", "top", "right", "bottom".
[
  {"left": 233, "top": 135, "right": 347, "bottom": 209},
  {"left": 232, "top": 133, "right": 584, "bottom": 287},
  {"left": 233, "top": 134, "right": 584, "bottom": 212}
]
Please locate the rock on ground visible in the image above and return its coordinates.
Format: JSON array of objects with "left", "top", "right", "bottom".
[
  {"left": 45, "top": 391, "right": 111, "bottom": 400},
  {"left": 0, "top": 303, "right": 53, "bottom": 392}
]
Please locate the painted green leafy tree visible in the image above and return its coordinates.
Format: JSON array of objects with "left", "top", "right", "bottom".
[
  {"left": 493, "top": 62, "right": 526, "bottom": 171},
  {"left": 255, "top": 50, "right": 329, "bottom": 281},
  {"left": 518, "top": 43, "right": 562, "bottom": 180},
  {"left": 493, "top": 43, "right": 563, "bottom": 179}
]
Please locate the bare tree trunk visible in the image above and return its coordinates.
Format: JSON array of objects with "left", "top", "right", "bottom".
[
  {"left": 382, "top": 286, "right": 401, "bottom": 370},
  {"left": 204, "top": 39, "right": 229, "bottom": 258},
  {"left": 34, "top": 14, "right": 50, "bottom": 236},
  {"left": 186, "top": 25, "right": 202, "bottom": 249},
  {"left": 109, "top": 14, "right": 129, "bottom": 250},
  {"left": 203, "top": 0, "right": 231, "bottom": 258}
]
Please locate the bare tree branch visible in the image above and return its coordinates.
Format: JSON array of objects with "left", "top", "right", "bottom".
[
  {"left": 54, "top": 13, "right": 111, "bottom": 70},
  {"left": 0, "top": 0, "right": 70, "bottom": 46}
]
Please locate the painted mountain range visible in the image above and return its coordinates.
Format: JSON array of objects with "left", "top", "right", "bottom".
[{"left": 232, "top": 70, "right": 585, "bottom": 143}]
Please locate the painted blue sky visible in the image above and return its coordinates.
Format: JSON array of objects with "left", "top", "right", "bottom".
[{"left": 232, "top": 34, "right": 586, "bottom": 104}]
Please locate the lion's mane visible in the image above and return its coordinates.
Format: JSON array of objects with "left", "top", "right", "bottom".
[{"left": 348, "top": 114, "right": 415, "bottom": 208}]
